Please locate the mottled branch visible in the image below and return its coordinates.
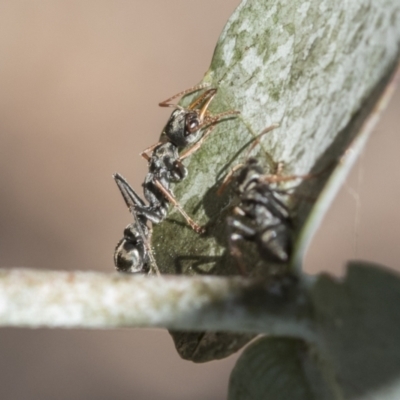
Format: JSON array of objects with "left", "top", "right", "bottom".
[{"left": 0, "top": 269, "right": 315, "bottom": 339}]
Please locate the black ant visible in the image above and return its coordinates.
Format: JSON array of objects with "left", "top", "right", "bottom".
[
  {"left": 114, "top": 84, "right": 239, "bottom": 275},
  {"left": 218, "top": 126, "right": 313, "bottom": 276}
]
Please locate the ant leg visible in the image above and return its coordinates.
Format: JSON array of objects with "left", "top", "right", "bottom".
[
  {"left": 217, "top": 124, "right": 279, "bottom": 195},
  {"left": 203, "top": 110, "right": 241, "bottom": 128},
  {"left": 229, "top": 233, "right": 247, "bottom": 276},
  {"left": 271, "top": 187, "right": 317, "bottom": 203},
  {"left": 114, "top": 174, "right": 167, "bottom": 223},
  {"left": 158, "top": 83, "right": 211, "bottom": 108},
  {"left": 262, "top": 161, "right": 333, "bottom": 184},
  {"left": 244, "top": 124, "right": 280, "bottom": 159},
  {"left": 114, "top": 177, "right": 165, "bottom": 224},
  {"left": 179, "top": 124, "right": 217, "bottom": 160},
  {"left": 263, "top": 172, "right": 316, "bottom": 184},
  {"left": 145, "top": 227, "right": 160, "bottom": 276},
  {"left": 140, "top": 141, "right": 163, "bottom": 162},
  {"left": 113, "top": 174, "right": 160, "bottom": 275},
  {"left": 179, "top": 109, "right": 240, "bottom": 161},
  {"left": 191, "top": 88, "right": 217, "bottom": 113},
  {"left": 153, "top": 179, "right": 205, "bottom": 233},
  {"left": 114, "top": 173, "right": 146, "bottom": 209},
  {"left": 274, "top": 161, "right": 285, "bottom": 175},
  {"left": 227, "top": 217, "right": 257, "bottom": 276},
  {"left": 179, "top": 108, "right": 239, "bottom": 160},
  {"left": 217, "top": 163, "right": 244, "bottom": 196},
  {"left": 113, "top": 174, "right": 166, "bottom": 223},
  {"left": 181, "top": 109, "right": 241, "bottom": 158}
]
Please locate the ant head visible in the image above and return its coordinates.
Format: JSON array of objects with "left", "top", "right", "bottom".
[
  {"left": 162, "top": 108, "right": 204, "bottom": 148},
  {"left": 114, "top": 224, "right": 149, "bottom": 273},
  {"left": 161, "top": 88, "right": 218, "bottom": 148}
]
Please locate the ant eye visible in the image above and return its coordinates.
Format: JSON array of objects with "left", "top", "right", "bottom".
[{"left": 186, "top": 117, "right": 199, "bottom": 134}]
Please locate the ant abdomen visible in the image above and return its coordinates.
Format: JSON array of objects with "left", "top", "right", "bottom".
[{"left": 114, "top": 223, "right": 149, "bottom": 274}]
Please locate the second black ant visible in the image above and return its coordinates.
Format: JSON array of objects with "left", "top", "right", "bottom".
[{"left": 219, "top": 126, "right": 315, "bottom": 276}]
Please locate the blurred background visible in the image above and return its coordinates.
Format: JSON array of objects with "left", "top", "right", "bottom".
[{"left": 0, "top": 2, "right": 399, "bottom": 399}]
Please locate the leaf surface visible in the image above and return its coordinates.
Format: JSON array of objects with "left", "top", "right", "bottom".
[
  {"left": 228, "top": 336, "right": 339, "bottom": 400},
  {"left": 153, "top": 0, "right": 400, "bottom": 275},
  {"left": 152, "top": 0, "right": 400, "bottom": 363},
  {"left": 311, "top": 262, "right": 400, "bottom": 399}
]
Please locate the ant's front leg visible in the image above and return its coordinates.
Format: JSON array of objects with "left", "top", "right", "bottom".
[
  {"left": 179, "top": 110, "right": 240, "bottom": 161},
  {"left": 179, "top": 124, "right": 217, "bottom": 160},
  {"left": 140, "top": 141, "right": 163, "bottom": 162}
]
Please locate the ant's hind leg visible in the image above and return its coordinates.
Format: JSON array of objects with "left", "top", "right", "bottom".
[
  {"left": 113, "top": 173, "right": 146, "bottom": 209},
  {"left": 153, "top": 179, "right": 205, "bottom": 233},
  {"left": 217, "top": 163, "right": 244, "bottom": 195},
  {"left": 114, "top": 174, "right": 166, "bottom": 224},
  {"left": 262, "top": 160, "right": 333, "bottom": 185},
  {"left": 227, "top": 216, "right": 257, "bottom": 276}
]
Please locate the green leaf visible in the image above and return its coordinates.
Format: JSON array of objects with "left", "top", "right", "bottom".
[
  {"left": 228, "top": 337, "right": 338, "bottom": 400},
  {"left": 153, "top": 0, "right": 400, "bottom": 274},
  {"left": 169, "top": 331, "right": 257, "bottom": 363},
  {"left": 310, "top": 262, "right": 400, "bottom": 399},
  {"left": 228, "top": 262, "right": 400, "bottom": 399},
  {"left": 152, "top": 0, "right": 400, "bottom": 362}
]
